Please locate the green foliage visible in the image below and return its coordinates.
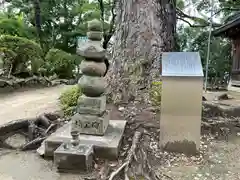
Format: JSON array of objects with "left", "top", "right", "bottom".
[
  {"left": 4, "top": 0, "right": 112, "bottom": 54},
  {"left": 0, "top": 35, "right": 43, "bottom": 74},
  {"left": 0, "top": 47, "right": 17, "bottom": 61},
  {"left": 150, "top": 81, "right": 162, "bottom": 107},
  {"left": 175, "top": 0, "right": 236, "bottom": 87},
  {"left": 59, "top": 85, "right": 81, "bottom": 116},
  {"left": 0, "top": 0, "right": 112, "bottom": 78},
  {"left": 219, "top": 0, "right": 240, "bottom": 19},
  {"left": 44, "top": 48, "right": 77, "bottom": 78},
  {"left": 177, "top": 23, "right": 231, "bottom": 86},
  {"left": 1, "top": 0, "right": 235, "bottom": 87},
  {"left": 0, "top": 18, "right": 26, "bottom": 37},
  {"left": 176, "top": 0, "right": 184, "bottom": 10},
  {"left": 0, "top": 12, "right": 36, "bottom": 39}
]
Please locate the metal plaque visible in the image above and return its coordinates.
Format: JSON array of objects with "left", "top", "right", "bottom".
[
  {"left": 77, "top": 36, "right": 88, "bottom": 48},
  {"left": 161, "top": 52, "right": 203, "bottom": 77}
]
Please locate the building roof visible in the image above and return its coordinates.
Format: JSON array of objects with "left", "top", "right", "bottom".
[{"left": 213, "top": 15, "right": 240, "bottom": 37}]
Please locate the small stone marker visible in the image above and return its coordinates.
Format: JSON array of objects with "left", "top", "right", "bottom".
[
  {"left": 160, "top": 52, "right": 203, "bottom": 154},
  {"left": 54, "top": 143, "right": 93, "bottom": 172}
]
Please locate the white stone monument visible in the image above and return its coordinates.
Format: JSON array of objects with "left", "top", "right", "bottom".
[{"left": 160, "top": 52, "right": 203, "bottom": 154}]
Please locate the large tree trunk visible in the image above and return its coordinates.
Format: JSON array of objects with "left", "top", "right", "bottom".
[{"left": 106, "top": 0, "right": 176, "bottom": 104}]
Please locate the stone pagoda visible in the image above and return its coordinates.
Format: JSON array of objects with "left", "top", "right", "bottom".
[
  {"left": 72, "top": 19, "right": 109, "bottom": 136},
  {"left": 43, "top": 19, "right": 126, "bottom": 173}
]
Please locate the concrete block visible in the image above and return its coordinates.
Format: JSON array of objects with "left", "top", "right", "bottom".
[
  {"left": 44, "top": 120, "right": 126, "bottom": 160},
  {"left": 160, "top": 52, "right": 203, "bottom": 155},
  {"left": 77, "top": 95, "right": 106, "bottom": 115},
  {"left": 71, "top": 111, "right": 109, "bottom": 135},
  {"left": 54, "top": 143, "right": 93, "bottom": 173}
]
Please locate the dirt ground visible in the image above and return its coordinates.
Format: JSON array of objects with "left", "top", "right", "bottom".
[
  {"left": 0, "top": 85, "right": 70, "bottom": 125},
  {"left": 0, "top": 135, "right": 240, "bottom": 180},
  {"left": 158, "top": 136, "right": 240, "bottom": 180},
  {"left": 0, "top": 150, "right": 84, "bottom": 180},
  {"left": 0, "top": 89, "right": 240, "bottom": 179}
]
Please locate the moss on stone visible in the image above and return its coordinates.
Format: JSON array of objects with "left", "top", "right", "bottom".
[
  {"left": 87, "top": 31, "right": 103, "bottom": 41},
  {"left": 88, "top": 19, "right": 102, "bottom": 32}
]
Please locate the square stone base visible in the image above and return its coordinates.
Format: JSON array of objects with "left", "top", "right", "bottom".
[
  {"left": 54, "top": 143, "right": 93, "bottom": 173},
  {"left": 43, "top": 120, "right": 126, "bottom": 160},
  {"left": 71, "top": 111, "right": 109, "bottom": 135},
  {"left": 77, "top": 95, "right": 106, "bottom": 115}
]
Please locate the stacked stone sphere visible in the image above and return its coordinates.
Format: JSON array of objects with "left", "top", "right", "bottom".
[{"left": 77, "top": 19, "right": 107, "bottom": 97}]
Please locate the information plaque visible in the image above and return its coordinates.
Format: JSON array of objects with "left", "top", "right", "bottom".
[{"left": 161, "top": 52, "right": 203, "bottom": 77}]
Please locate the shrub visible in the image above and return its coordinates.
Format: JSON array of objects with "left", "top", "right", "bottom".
[
  {"left": 0, "top": 14, "right": 34, "bottom": 38},
  {"left": 150, "top": 81, "right": 162, "bottom": 107},
  {"left": 45, "top": 48, "right": 76, "bottom": 78},
  {"left": 59, "top": 85, "right": 81, "bottom": 116},
  {"left": 0, "top": 35, "right": 43, "bottom": 75}
]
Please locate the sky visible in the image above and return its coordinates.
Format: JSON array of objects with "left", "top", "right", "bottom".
[{"left": 183, "top": 0, "right": 222, "bottom": 24}]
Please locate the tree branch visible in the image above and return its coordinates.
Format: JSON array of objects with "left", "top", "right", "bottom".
[
  {"left": 102, "top": 0, "right": 116, "bottom": 49},
  {"left": 176, "top": 7, "right": 205, "bottom": 21},
  {"left": 176, "top": 8, "right": 221, "bottom": 28},
  {"left": 98, "top": 0, "right": 104, "bottom": 22},
  {"left": 177, "top": 17, "right": 209, "bottom": 28},
  {"left": 210, "top": 7, "right": 240, "bottom": 19}
]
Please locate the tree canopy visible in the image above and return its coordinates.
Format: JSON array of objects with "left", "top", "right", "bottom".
[{"left": 0, "top": 0, "right": 238, "bottom": 83}]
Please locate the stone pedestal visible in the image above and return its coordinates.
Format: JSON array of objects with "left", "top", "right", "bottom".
[
  {"left": 71, "top": 111, "right": 109, "bottom": 135},
  {"left": 54, "top": 143, "right": 93, "bottom": 173},
  {"left": 77, "top": 95, "right": 106, "bottom": 115},
  {"left": 42, "top": 120, "right": 126, "bottom": 159}
]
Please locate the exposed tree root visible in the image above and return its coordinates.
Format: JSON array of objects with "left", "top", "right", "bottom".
[
  {"left": 106, "top": 128, "right": 173, "bottom": 180},
  {"left": 28, "top": 122, "right": 37, "bottom": 141},
  {"left": 45, "top": 123, "right": 58, "bottom": 134},
  {"left": 203, "top": 101, "right": 240, "bottom": 117},
  {"left": 108, "top": 162, "right": 128, "bottom": 180},
  {"left": 201, "top": 116, "right": 240, "bottom": 138},
  {"left": 21, "top": 137, "right": 47, "bottom": 151},
  {"left": 108, "top": 131, "right": 142, "bottom": 180},
  {"left": 35, "top": 114, "right": 51, "bottom": 128},
  {"left": 123, "top": 131, "right": 142, "bottom": 180},
  {"left": 0, "top": 112, "right": 63, "bottom": 150}
]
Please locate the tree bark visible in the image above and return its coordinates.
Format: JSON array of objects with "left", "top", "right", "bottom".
[
  {"left": 33, "top": 0, "right": 43, "bottom": 50},
  {"left": 106, "top": 0, "right": 176, "bottom": 104}
]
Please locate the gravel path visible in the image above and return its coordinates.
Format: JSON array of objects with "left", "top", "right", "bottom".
[
  {"left": 0, "top": 85, "right": 70, "bottom": 125},
  {"left": 158, "top": 136, "right": 240, "bottom": 180}
]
